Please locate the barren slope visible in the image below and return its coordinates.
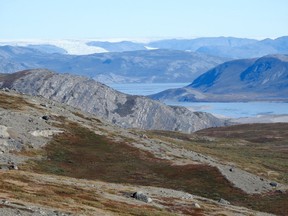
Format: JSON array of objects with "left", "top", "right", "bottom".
[
  {"left": 0, "top": 69, "right": 225, "bottom": 132},
  {"left": 0, "top": 89, "right": 287, "bottom": 215}
]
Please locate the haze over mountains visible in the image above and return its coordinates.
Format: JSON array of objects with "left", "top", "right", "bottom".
[
  {"left": 1, "top": 36, "right": 288, "bottom": 58},
  {"left": 0, "top": 46, "right": 226, "bottom": 83},
  {"left": 147, "top": 36, "right": 288, "bottom": 59}
]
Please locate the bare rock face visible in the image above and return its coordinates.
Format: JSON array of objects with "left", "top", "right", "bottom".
[{"left": 0, "top": 69, "right": 225, "bottom": 132}]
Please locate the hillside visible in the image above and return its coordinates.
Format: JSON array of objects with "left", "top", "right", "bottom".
[
  {"left": 0, "top": 69, "right": 225, "bottom": 132},
  {"left": 0, "top": 88, "right": 287, "bottom": 215},
  {"left": 0, "top": 46, "right": 226, "bottom": 83},
  {"left": 150, "top": 54, "right": 288, "bottom": 102}
]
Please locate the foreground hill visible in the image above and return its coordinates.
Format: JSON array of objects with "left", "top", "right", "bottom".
[
  {"left": 150, "top": 54, "right": 288, "bottom": 102},
  {"left": 0, "top": 69, "right": 224, "bottom": 132},
  {"left": 0, "top": 46, "right": 226, "bottom": 83},
  {"left": 0, "top": 89, "right": 286, "bottom": 215}
]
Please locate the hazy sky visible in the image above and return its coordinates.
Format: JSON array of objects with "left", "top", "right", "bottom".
[{"left": 1, "top": 0, "right": 288, "bottom": 40}]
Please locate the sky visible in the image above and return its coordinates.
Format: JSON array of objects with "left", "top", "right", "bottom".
[{"left": 1, "top": 0, "right": 288, "bottom": 40}]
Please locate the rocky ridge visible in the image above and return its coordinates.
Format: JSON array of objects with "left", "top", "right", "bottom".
[{"left": 0, "top": 69, "right": 225, "bottom": 132}]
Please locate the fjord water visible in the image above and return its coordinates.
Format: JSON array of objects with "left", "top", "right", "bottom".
[
  {"left": 109, "top": 83, "right": 190, "bottom": 95},
  {"left": 109, "top": 83, "right": 288, "bottom": 118}
]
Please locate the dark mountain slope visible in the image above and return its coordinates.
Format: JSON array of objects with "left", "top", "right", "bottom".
[{"left": 150, "top": 54, "right": 288, "bottom": 102}]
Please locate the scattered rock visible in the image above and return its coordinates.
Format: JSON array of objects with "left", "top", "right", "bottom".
[
  {"left": 193, "top": 202, "right": 201, "bottom": 209},
  {"left": 141, "top": 134, "right": 148, "bottom": 139},
  {"left": 42, "top": 115, "right": 50, "bottom": 121},
  {"left": 0, "top": 125, "right": 10, "bottom": 138},
  {"left": 181, "top": 193, "right": 193, "bottom": 199},
  {"left": 8, "top": 164, "right": 18, "bottom": 170},
  {"left": 30, "top": 130, "right": 63, "bottom": 138},
  {"left": 40, "top": 103, "right": 48, "bottom": 108},
  {"left": 270, "top": 182, "right": 277, "bottom": 187},
  {"left": 218, "top": 198, "right": 230, "bottom": 205},
  {"left": 229, "top": 167, "right": 234, "bottom": 172},
  {"left": 132, "top": 191, "right": 152, "bottom": 203},
  {"left": 1, "top": 199, "right": 9, "bottom": 204}
]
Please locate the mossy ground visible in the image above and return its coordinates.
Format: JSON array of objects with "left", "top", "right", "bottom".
[
  {"left": 22, "top": 121, "right": 288, "bottom": 215},
  {"left": 0, "top": 92, "right": 39, "bottom": 111}
]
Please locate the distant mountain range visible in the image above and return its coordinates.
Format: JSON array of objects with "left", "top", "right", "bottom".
[
  {"left": 1, "top": 36, "right": 288, "bottom": 58},
  {"left": 0, "top": 69, "right": 225, "bottom": 132},
  {"left": 0, "top": 36, "right": 287, "bottom": 86},
  {"left": 150, "top": 54, "right": 288, "bottom": 102},
  {"left": 147, "top": 36, "right": 288, "bottom": 59},
  {"left": 0, "top": 46, "right": 226, "bottom": 83}
]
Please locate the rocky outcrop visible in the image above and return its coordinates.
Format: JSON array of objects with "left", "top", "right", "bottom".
[{"left": 0, "top": 69, "right": 225, "bottom": 132}]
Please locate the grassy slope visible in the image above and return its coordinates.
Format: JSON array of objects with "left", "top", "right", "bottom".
[
  {"left": 23, "top": 120, "right": 288, "bottom": 215},
  {"left": 1, "top": 92, "right": 287, "bottom": 215},
  {"left": 149, "top": 124, "right": 288, "bottom": 184}
]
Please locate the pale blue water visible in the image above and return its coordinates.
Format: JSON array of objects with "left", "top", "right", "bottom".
[
  {"left": 167, "top": 101, "right": 288, "bottom": 118},
  {"left": 108, "top": 83, "right": 288, "bottom": 118},
  {"left": 109, "top": 83, "right": 189, "bottom": 95}
]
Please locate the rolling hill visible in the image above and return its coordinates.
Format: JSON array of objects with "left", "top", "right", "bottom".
[{"left": 0, "top": 69, "right": 225, "bottom": 132}]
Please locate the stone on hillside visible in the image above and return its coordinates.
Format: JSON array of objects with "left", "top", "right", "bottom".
[
  {"left": 141, "top": 134, "right": 148, "bottom": 139},
  {"left": 132, "top": 191, "right": 152, "bottom": 203},
  {"left": 42, "top": 115, "right": 50, "bottom": 121},
  {"left": 270, "top": 182, "right": 278, "bottom": 187},
  {"left": 218, "top": 198, "right": 230, "bottom": 205},
  {"left": 8, "top": 164, "right": 18, "bottom": 170},
  {"left": 193, "top": 202, "right": 201, "bottom": 208}
]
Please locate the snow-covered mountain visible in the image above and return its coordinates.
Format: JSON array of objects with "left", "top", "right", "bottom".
[{"left": 0, "top": 39, "right": 108, "bottom": 55}]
